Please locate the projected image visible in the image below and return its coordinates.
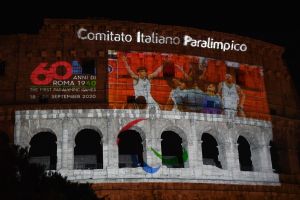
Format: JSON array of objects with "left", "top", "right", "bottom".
[
  {"left": 108, "top": 50, "right": 270, "bottom": 120},
  {"left": 29, "top": 59, "right": 97, "bottom": 102}
]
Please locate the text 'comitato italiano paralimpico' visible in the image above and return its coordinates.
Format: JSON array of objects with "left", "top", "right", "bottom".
[{"left": 77, "top": 28, "right": 247, "bottom": 52}]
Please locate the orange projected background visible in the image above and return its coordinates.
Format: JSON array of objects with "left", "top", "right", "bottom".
[{"left": 108, "top": 50, "right": 270, "bottom": 121}]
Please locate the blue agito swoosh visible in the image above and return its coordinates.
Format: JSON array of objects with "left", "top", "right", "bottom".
[
  {"left": 118, "top": 119, "right": 162, "bottom": 174},
  {"left": 142, "top": 162, "right": 161, "bottom": 174}
]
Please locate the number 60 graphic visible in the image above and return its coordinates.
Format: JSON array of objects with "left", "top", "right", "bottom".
[{"left": 30, "top": 61, "right": 72, "bottom": 85}]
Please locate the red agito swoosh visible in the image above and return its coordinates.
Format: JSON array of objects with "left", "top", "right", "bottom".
[
  {"left": 119, "top": 118, "right": 146, "bottom": 133},
  {"left": 116, "top": 118, "right": 146, "bottom": 144}
]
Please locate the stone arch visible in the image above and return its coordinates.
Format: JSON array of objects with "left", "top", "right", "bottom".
[
  {"left": 198, "top": 126, "right": 228, "bottom": 169},
  {"left": 0, "top": 130, "right": 9, "bottom": 144},
  {"left": 160, "top": 125, "right": 188, "bottom": 146},
  {"left": 263, "top": 128, "right": 273, "bottom": 144},
  {"left": 237, "top": 135, "right": 253, "bottom": 171},
  {"left": 160, "top": 126, "right": 188, "bottom": 168},
  {"left": 73, "top": 128, "right": 103, "bottom": 169},
  {"left": 269, "top": 140, "right": 280, "bottom": 173},
  {"left": 73, "top": 125, "right": 103, "bottom": 144},
  {"left": 24, "top": 118, "right": 62, "bottom": 145},
  {"left": 201, "top": 132, "right": 222, "bottom": 168},
  {"left": 115, "top": 119, "right": 148, "bottom": 168},
  {"left": 29, "top": 131, "right": 57, "bottom": 170},
  {"left": 117, "top": 127, "right": 146, "bottom": 168},
  {"left": 236, "top": 128, "right": 260, "bottom": 147},
  {"left": 198, "top": 126, "right": 226, "bottom": 145},
  {"left": 117, "top": 122, "right": 147, "bottom": 154},
  {"left": 29, "top": 128, "right": 57, "bottom": 144},
  {"left": 236, "top": 128, "right": 270, "bottom": 172},
  {"left": 68, "top": 118, "right": 107, "bottom": 146},
  {"left": 126, "top": 125, "right": 147, "bottom": 142}
]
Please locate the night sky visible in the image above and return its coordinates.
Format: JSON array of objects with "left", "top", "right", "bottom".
[{"left": 1, "top": 2, "right": 299, "bottom": 94}]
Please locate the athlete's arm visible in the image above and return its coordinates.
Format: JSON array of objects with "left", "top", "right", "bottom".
[
  {"left": 148, "top": 65, "right": 163, "bottom": 79},
  {"left": 122, "top": 56, "right": 138, "bottom": 79},
  {"left": 237, "top": 85, "right": 245, "bottom": 108}
]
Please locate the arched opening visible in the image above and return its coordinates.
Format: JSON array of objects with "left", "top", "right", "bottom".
[
  {"left": 0, "top": 131, "right": 9, "bottom": 145},
  {"left": 29, "top": 132, "right": 57, "bottom": 170},
  {"left": 74, "top": 129, "right": 103, "bottom": 169},
  {"left": 201, "top": 133, "right": 222, "bottom": 168},
  {"left": 118, "top": 130, "right": 144, "bottom": 168},
  {"left": 237, "top": 136, "right": 253, "bottom": 171},
  {"left": 161, "top": 131, "right": 184, "bottom": 168},
  {"left": 269, "top": 140, "right": 280, "bottom": 173}
]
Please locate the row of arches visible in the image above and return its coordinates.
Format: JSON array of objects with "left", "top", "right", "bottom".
[{"left": 28, "top": 129, "right": 279, "bottom": 172}]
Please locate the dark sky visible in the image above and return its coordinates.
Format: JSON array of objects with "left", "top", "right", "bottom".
[{"left": 1, "top": 2, "right": 299, "bottom": 94}]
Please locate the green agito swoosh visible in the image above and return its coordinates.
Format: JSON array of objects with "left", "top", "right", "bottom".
[{"left": 150, "top": 147, "right": 188, "bottom": 165}]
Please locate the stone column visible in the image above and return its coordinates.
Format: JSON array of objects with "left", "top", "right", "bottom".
[
  {"left": 145, "top": 118, "right": 162, "bottom": 167},
  {"left": 56, "top": 140, "right": 62, "bottom": 170},
  {"left": 185, "top": 119, "right": 197, "bottom": 168},
  {"left": 217, "top": 143, "right": 227, "bottom": 169},
  {"left": 145, "top": 138, "right": 162, "bottom": 167},
  {"left": 102, "top": 137, "right": 108, "bottom": 169},
  {"left": 195, "top": 140, "right": 203, "bottom": 167},
  {"left": 16, "top": 119, "right": 30, "bottom": 148},
  {"left": 61, "top": 129, "right": 73, "bottom": 169},
  {"left": 252, "top": 144, "right": 273, "bottom": 172},
  {"left": 224, "top": 141, "right": 240, "bottom": 171},
  {"left": 107, "top": 118, "right": 119, "bottom": 169},
  {"left": 186, "top": 138, "right": 198, "bottom": 168},
  {"left": 263, "top": 145, "right": 274, "bottom": 172},
  {"left": 14, "top": 117, "right": 21, "bottom": 145}
]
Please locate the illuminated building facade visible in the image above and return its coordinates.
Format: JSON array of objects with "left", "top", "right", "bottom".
[{"left": 1, "top": 19, "right": 300, "bottom": 199}]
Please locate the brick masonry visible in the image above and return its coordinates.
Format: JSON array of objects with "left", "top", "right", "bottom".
[{"left": 92, "top": 182, "right": 300, "bottom": 200}]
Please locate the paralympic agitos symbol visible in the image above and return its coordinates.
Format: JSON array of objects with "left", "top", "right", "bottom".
[{"left": 117, "top": 118, "right": 188, "bottom": 174}]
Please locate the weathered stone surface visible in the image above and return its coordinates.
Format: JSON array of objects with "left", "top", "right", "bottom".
[{"left": 15, "top": 109, "right": 278, "bottom": 185}]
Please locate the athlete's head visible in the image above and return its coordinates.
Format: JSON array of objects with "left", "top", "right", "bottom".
[
  {"left": 206, "top": 84, "right": 216, "bottom": 96},
  {"left": 225, "top": 74, "right": 233, "bottom": 84},
  {"left": 137, "top": 67, "right": 147, "bottom": 79}
]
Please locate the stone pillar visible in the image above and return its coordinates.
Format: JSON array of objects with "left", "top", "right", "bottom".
[
  {"left": 14, "top": 117, "right": 21, "bottom": 145},
  {"left": 61, "top": 129, "right": 73, "bottom": 169},
  {"left": 196, "top": 140, "right": 203, "bottom": 167},
  {"left": 224, "top": 141, "right": 240, "bottom": 171},
  {"left": 264, "top": 145, "right": 274, "bottom": 172},
  {"left": 217, "top": 143, "right": 227, "bottom": 169},
  {"left": 16, "top": 119, "right": 29, "bottom": 148},
  {"left": 145, "top": 138, "right": 162, "bottom": 167},
  {"left": 252, "top": 144, "right": 273, "bottom": 172},
  {"left": 186, "top": 138, "right": 198, "bottom": 168},
  {"left": 185, "top": 119, "right": 197, "bottom": 168},
  {"left": 145, "top": 118, "right": 162, "bottom": 167},
  {"left": 251, "top": 146, "right": 260, "bottom": 171},
  {"left": 102, "top": 137, "right": 108, "bottom": 169},
  {"left": 56, "top": 140, "right": 62, "bottom": 170},
  {"left": 107, "top": 118, "right": 119, "bottom": 169}
]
